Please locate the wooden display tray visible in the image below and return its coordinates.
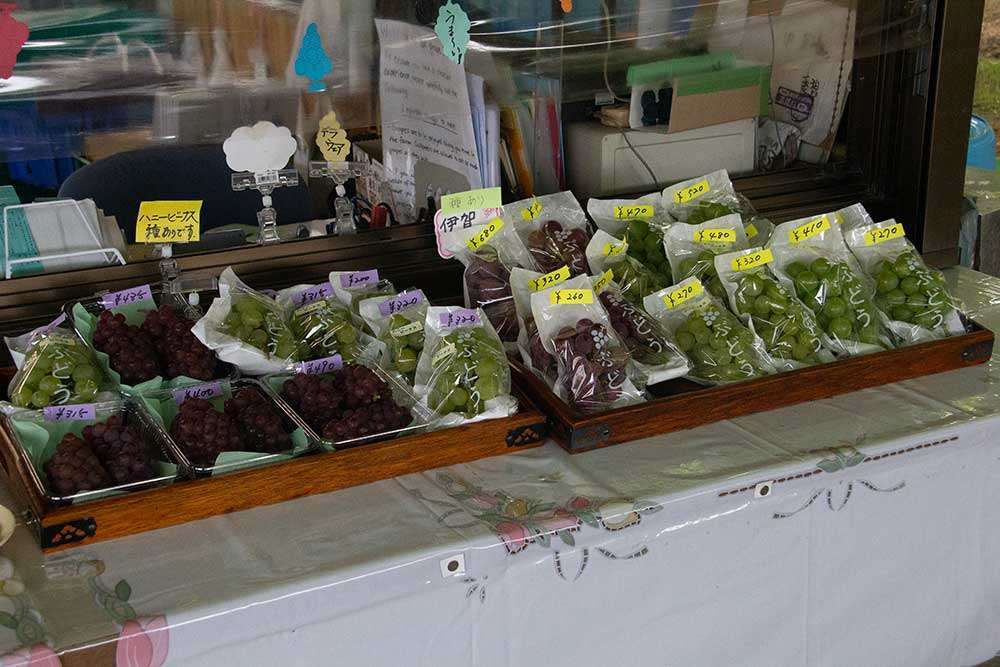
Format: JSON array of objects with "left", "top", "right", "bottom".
[
  {"left": 0, "top": 391, "right": 548, "bottom": 552},
  {"left": 512, "top": 321, "right": 995, "bottom": 453}
]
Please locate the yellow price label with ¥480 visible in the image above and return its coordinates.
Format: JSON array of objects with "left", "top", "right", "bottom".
[
  {"left": 864, "top": 222, "right": 905, "bottom": 246},
  {"left": 136, "top": 200, "right": 202, "bottom": 243},
  {"left": 788, "top": 215, "right": 830, "bottom": 244},
  {"left": 673, "top": 179, "right": 710, "bottom": 205},
  {"left": 731, "top": 248, "right": 774, "bottom": 272},
  {"left": 694, "top": 228, "right": 736, "bottom": 245},
  {"left": 662, "top": 279, "right": 703, "bottom": 310},
  {"left": 466, "top": 219, "right": 504, "bottom": 251},
  {"left": 550, "top": 289, "right": 594, "bottom": 305},
  {"left": 529, "top": 266, "right": 570, "bottom": 292}
]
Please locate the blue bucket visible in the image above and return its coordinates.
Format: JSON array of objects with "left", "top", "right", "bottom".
[{"left": 968, "top": 114, "right": 996, "bottom": 170}]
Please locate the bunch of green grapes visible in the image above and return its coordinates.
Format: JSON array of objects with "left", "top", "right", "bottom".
[
  {"left": 672, "top": 304, "right": 767, "bottom": 382},
  {"left": 621, "top": 220, "right": 671, "bottom": 284},
  {"left": 609, "top": 257, "right": 669, "bottom": 307},
  {"left": 10, "top": 336, "right": 103, "bottom": 408},
  {"left": 387, "top": 314, "right": 424, "bottom": 379},
  {"left": 731, "top": 271, "right": 824, "bottom": 364},
  {"left": 872, "top": 250, "right": 955, "bottom": 331},
  {"left": 677, "top": 250, "right": 728, "bottom": 301},
  {"left": 224, "top": 296, "right": 302, "bottom": 360},
  {"left": 428, "top": 328, "right": 507, "bottom": 418},
  {"left": 291, "top": 300, "right": 366, "bottom": 361},
  {"left": 686, "top": 202, "right": 737, "bottom": 225},
  {"left": 786, "top": 258, "right": 883, "bottom": 346}
]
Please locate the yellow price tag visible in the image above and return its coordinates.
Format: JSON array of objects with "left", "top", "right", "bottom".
[
  {"left": 745, "top": 223, "right": 758, "bottom": 239},
  {"left": 694, "top": 228, "right": 736, "bottom": 245},
  {"left": 593, "top": 269, "right": 614, "bottom": 293},
  {"left": 613, "top": 204, "right": 655, "bottom": 220},
  {"left": 466, "top": 219, "right": 504, "bottom": 251},
  {"left": 864, "top": 222, "right": 905, "bottom": 246},
  {"left": 603, "top": 240, "right": 629, "bottom": 257},
  {"left": 529, "top": 266, "right": 571, "bottom": 292},
  {"left": 673, "top": 179, "right": 710, "bottom": 205},
  {"left": 550, "top": 289, "right": 594, "bottom": 305},
  {"left": 316, "top": 111, "right": 351, "bottom": 162},
  {"left": 136, "top": 200, "right": 202, "bottom": 243},
  {"left": 521, "top": 200, "right": 543, "bottom": 222},
  {"left": 731, "top": 248, "right": 774, "bottom": 272},
  {"left": 788, "top": 215, "right": 830, "bottom": 244},
  {"left": 662, "top": 279, "right": 704, "bottom": 309}
]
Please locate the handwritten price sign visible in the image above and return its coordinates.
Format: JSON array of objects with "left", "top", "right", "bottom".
[
  {"left": 520, "top": 200, "right": 543, "bottom": 222},
  {"left": 100, "top": 284, "right": 153, "bottom": 310},
  {"left": 339, "top": 270, "right": 379, "bottom": 290},
  {"left": 43, "top": 403, "right": 96, "bottom": 422},
  {"left": 136, "top": 200, "right": 202, "bottom": 243},
  {"left": 441, "top": 187, "right": 502, "bottom": 216},
  {"left": 864, "top": 222, "right": 905, "bottom": 246},
  {"left": 549, "top": 289, "right": 594, "bottom": 306},
  {"left": 378, "top": 290, "right": 425, "bottom": 317},
  {"left": 613, "top": 204, "right": 654, "bottom": 220},
  {"left": 603, "top": 241, "right": 629, "bottom": 257},
  {"left": 529, "top": 266, "right": 570, "bottom": 292},
  {"left": 662, "top": 279, "right": 704, "bottom": 310},
  {"left": 673, "top": 179, "right": 710, "bottom": 205},
  {"left": 296, "top": 355, "right": 344, "bottom": 375},
  {"left": 693, "top": 228, "right": 736, "bottom": 245},
  {"left": 316, "top": 112, "right": 351, "bottom": 163},
  {"left": 172, "top": 381, "right": 223, "bottom": 404},
  {"left": 788, "top": 215, "right": 830, "bottom": 244},
  {"left": 439, "top": 309, "right": 481, "bottom": 329},
  {"left": 292, "top": 282, "right": 333, "bottom": 308},
  {"left": 466, "top": 219, "right": 504, "bottom": 251},
  {"left": 731, "top": 248, "right": 774, "bottom": 273}
]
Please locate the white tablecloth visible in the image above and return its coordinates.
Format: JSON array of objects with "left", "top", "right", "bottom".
[{"left": 1, "top": 268, "right": 999, "bottom": 667}]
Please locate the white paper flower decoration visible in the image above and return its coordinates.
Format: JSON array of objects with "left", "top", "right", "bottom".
[{"left": 222, "top": 121, "right": 297, "bottom": 174}]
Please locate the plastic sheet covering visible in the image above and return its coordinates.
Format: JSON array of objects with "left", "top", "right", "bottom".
[{"left": 0, "top": 267, "right": 992, "bottom": 664}]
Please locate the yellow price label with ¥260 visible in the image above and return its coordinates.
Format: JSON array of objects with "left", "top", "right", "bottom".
[
  {"left": 613, "top": 204, "right": 654, "bottom": 220},
  {"left": 864, "top": 222, "right": 905, "bottom": 246},
  {"left": 731, "top": 248, "right": 774, "bottom": 272},
  {"left": 466, "top": 219, "right": 504, "bottom": 251},
  {"left": 788, "top": 215, "right": 830, "bottom": 244},
  {"left": 136, "top": 200, "right": 202, "bottom": 243},
  {"left": 521, "top": 199, "right": 543, "bottom": 222},
  {"left": 529, "top": 266, "right": 570, "bottom": 292},
  {"left": 694, "top": 228, "right": 736, "bottom": 245},
  {"left": 550, "top": 289, "right": 594, "bottom": 305},
  {"left": 673, "top": 179, "right": 710, "bottom": 205},
  {"left": 662, "top": 279, "right": 704, "bottom": 309}
]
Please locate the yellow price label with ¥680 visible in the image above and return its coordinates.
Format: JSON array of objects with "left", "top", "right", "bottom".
[
  {"left": 529, "top": 266, "right": 570, "bottom": 292},
  {"left": 593, "top": 269, "right": 614, "bottom": 293},
  {"left": 788, "top": 215, "right": 830, "bottom": 244},
  {"left": 521, "top": 199, "right": 543, "bottom": 221},
  {"left": 673, "top": 179, "right": 711, "bottom": 205},
  {"left": 603, "top": 240, "right": 629, "bottom": 257},
  {"left": 136, "top": 200, "right": 202, "bottom": 243},
  {"left": 466, "top": 219, "right": 504, "bottom": 251},
  {"left": 731, "top": 248, "right": 774, "bottom": 272},
  {"left": 864, "top": 222, "right": 905, "bottom": 246},
  {"left": 662, "top": 279, "right": 704, "bottom": 310},
  {"left": 694, "top": 228, "right": 736, "bottom": 245},
  {"left": 550, "top": 289, "right": 594, "bottom": 305},
  {"left": 613, "top": 204, "right": 655, "bottom": 220}
]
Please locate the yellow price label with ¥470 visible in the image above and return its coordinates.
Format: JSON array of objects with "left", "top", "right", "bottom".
[
  {"left": 673, "top": 179, "right": 710, "bottom": 205},
  {"left": 864, "top": 222, "right": 905, "bottom": 246},
  {"left": 136, "top": 200, "right": 202, "bottom": 243},
  {"left": 529, "top": 266, "right": 570, "bottom": 292},
  {"left": 550, "top": 289, "right": 594, "bottom": 305},
  {"left": 731, "top": 248, "right": 774, "bottom": 272},
  {"left": 521, "top": 199, "right": 543, "bottom": 222},
  {"left": 466, "top": 219, "right": 504, "bottom": 251},
  {"left": 788, "top": 215, "right": 830, "bottom": 244},
  {"left": 613, "top": 204, "right": 655, "bottom": 220},
  {"left": 662, "top": 279, "right": 703, "bottom": 310}
]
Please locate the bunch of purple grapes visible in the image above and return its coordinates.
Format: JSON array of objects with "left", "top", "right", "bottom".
[
  {"left": 525, "top": 317, "right": 556, "bottom": 380},
  {"left": 226, "top": 387, "right": 293, "bottom": 454},
  {"left": 281, "top": 363, "right": 413, "bottom": 443},
  {"left": 527, "top": 221, "right": 591, "bottom": 276},
  {"left": 464, "top": 249, "right": 518, "bottom": 342},
  {"left": 170, "top": 398, "right": 242, "bottom": 466},
  {"left": 45, "top": 414, "right": 154, "bottom": 495},
  {"left": 142, "top": 305, "right": 217, "bottom": 380},
  {"left": 93, "top": 311, "right": 160, "bottom": 385},
  {"left": 552, "top": 319, "right": 631, "bottom": 412},
  {"left": 44, "top": 434, "right": 109, "bottom": 496},
  {"left": 598, "top": 291, "right": 676, "bottom": 366}
]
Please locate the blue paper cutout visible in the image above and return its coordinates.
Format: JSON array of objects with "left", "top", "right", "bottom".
[
  {"left": 435, "top": 1, "right": 471, "bottom": 65},
  {"left": 295, "top": 23, "right": 332, "bottom": 93}
]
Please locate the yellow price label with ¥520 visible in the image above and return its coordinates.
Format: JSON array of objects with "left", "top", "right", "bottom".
[
  {"left": 613, "top": 204, "right": 654, "bottom": 220},
  {"left": 136, "top": 200, "right": 202, "bottom": 243},
  {"left": 466, "top": 219, "right": 504, "bottom": 251},
  {"left": 521, "top": 199, "right": 543, "bottom": 222},
  {"left": 550, "top": 289, "right": 594, "bottom": 305},
  {"left": 662, "top": 279, "right": 704, "bottom": 310},
  {"left": 529, "top": 266, "right": 570, "bottom": 292},
  {"left": 864, "top": 222, "right": 905, "bottom": 246},
  {"left": 673, "top": 179, "right": 710, "bottom": 205},
  {"left": 731, "top": 248, "right": 774, "bottom": 272},
  {"left": 788, "top": 215, "right": 830, "bottom": 244}
]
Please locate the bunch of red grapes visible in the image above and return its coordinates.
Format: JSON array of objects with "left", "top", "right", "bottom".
[
  {"left": 464, "top": 249, "right": 518, "bottom": 342},
  {"left": 526, "top": 220, "right": 591, "bottom": 276},
  {"left": 45, "top": 415, "right": 153, "bottom": 496},
  {"left": 552, "top": 319, "right": 631, "bottom": 412}
]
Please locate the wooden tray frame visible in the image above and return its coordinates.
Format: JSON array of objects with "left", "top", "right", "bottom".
[
  {"left": 0, "top": 391, "right": 548, "bottom": 551},
  {"left": 511, "top": 321, "right": 995, "bottom": 453}
]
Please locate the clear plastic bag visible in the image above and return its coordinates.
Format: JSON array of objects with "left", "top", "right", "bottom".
[
  {"left": 715, "top": 247, "right": 835, "bottom": 371},
  {"left": 358, "top": 290, "right": 429, "bottom": 382},
  {"left": 414, "top": 306, "right": 517, "bottom": 424},
  {"left": 586, "top": 193, "right": 673, "bottom": 284},
  {"left": 661, "top": 169, "right": 774, "bottom": 243},
  {"left": 644, "top": 277, "right": 774, "bottom": 385},
  {"left": 7, "top": 328, "right": 111, "bottom": 410},
  {"left": 592, "top": 273, "right": 690, "bottom": 386},
  {"left": 276, "top": 283, "right": 382, "bottom": 364},
  {"left": 329, "top": 270, "right": 397, "bottom": 327},
  {"left": 769, "top": 214, "right": 894, "bottom": 356},
  {"left": 586, "top": 229, "right": 670, "bottom": 307},
  {"left": 192, "top": 267, "right": 303, "bottom": 375},
  {"left": 509, "top": 267, "right": 564, "bottom": 386},
  {"left": 503, "top": 192, "right": 592, "bottom": 276},
  {"left": 842, "top": 218, "right": 965, "bottom": 344},
  {"left": 530, "top": 275, "right": 645, "bottom": 413},
  {"left": 832, "top": 203, "right": 874, "bottom": 229},
  {"left": 441, "top": 217, "right": 535, "bottom": 345},
  {"left": 663, "top": 214, "right": 749, "bottom": 303}
]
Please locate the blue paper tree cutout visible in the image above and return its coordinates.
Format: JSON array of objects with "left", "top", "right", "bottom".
[{"left": 295, "top": 23, "right": 332, "bottom": 92}]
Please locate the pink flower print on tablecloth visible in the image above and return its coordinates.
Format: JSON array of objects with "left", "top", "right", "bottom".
[
  {"left": 116, "top": 616, "right": 169, "bottom": 667},
  {"left": 1, "top": 645, "right": 60, "bottom": 667},
  {"left": 495, "top": 521, "right": 530, "bottom": 554}
]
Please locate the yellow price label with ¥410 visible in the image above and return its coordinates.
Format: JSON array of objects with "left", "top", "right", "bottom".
[
  {"left": 731, "top": 248, "right": 774, "bottom": 272},
  {"left": 550, "top": 289, "right": 594, "bottom": 305},
  {"left": 864, "top": 222, "right": 905, "bottom": 246},
  {"left": 529, "top": 266, "right": 570, "bottom": 292},
  {"left": 136, "top": 200, "right": 202, "bottom": 243},
  {"left": 673, "top": 179, "right": 710, "bottom": 205},
  {"left": 788, "top": 215, "right": 830, "bottom": 244},
  {"left": 613, "top": 204, "right": 654, "bottom": 220},
  {"left": 521, "top": 199, "right": 543, "bottom": 222},
  {"left": 662, "top": 279, "right": 704, "bottom": 310},
  {"left": 466, "top": 219, "right": 504, "bottom": 251}
]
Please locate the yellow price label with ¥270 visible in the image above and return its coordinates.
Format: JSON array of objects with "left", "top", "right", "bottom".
[
  {"left": 550, "top": 289, "right": 594, "bottom": 305},
  {"left": 593, "top": 269, "right": 613, "bottom": 293},
  {"left": 694, "top": 228, "right": 736, "bottom": 245},
  {"left": 466, "top": 219, "right": 504, "bottom": 251},
  {"left": 662, "top": 279, "right": 704, "bottom": 309},
  {"left": 731, "top": 248, "right": 774, "bottom": 272},
  {"left": 529, "top": 266, "right": 570, "bottom": 292},
  {"left": 613, "top": 204, "right": 654, "bottom": 220},
  {"left": 521, "top": 199, "right": 543, "bottom": 221},
  {"left": 673, "top": 179, "right": 710, "bottom": 205},
  {"left": 603, "top": 240, "right": 629, "bottom": 257},
  {"left": 864, "top": 222, "right": 905, "bottom": 246},
  {"left": 788, "top": 215, "right": 830, "bottom": 244},
  {"left": 136, "top": 200, "right": 202, "bottom": 243}
]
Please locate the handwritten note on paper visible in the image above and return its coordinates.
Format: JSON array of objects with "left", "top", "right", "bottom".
[{"left": 375, "top": 19, "right": 482, "bottom": 223}]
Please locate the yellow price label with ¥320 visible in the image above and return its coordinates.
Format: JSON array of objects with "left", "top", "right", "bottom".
[
  {"left": 521, "top": 199, "right": 543, "bottom": 222},
  {"left": 694, "top": 228, "right": 736, "bottom": 245},
  {"left": 864, "top": 222, "right": 905, "bottom": 246},
  {"left": 466, "top": 219, "right": 504, "bottom": 251},
  {"left": 613, "top": 204, "right": 654, "bottom": 220},
  {"left": 788, "top": 215, "right": 830, "bottom": 244},
  {"left": 662, "top": 279, "right": 704, "bottom": 310},
  {"left": 550, "top": 289, "right": 594, "bottom": 305},
  {"left": 136, "top": 200, "right": 202, "bottom": 243},
  {"left": 593, "top": 269, "right": 614, "bottom": 293},
  {"left": 673, "top": 179, "right": 710, "bottom": 205},
  {"left": 731, "top": 248, "right": 774, "bottom": 272},
  {"left": 529, "top": 266, "right": 570, "bottom": 292}
]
